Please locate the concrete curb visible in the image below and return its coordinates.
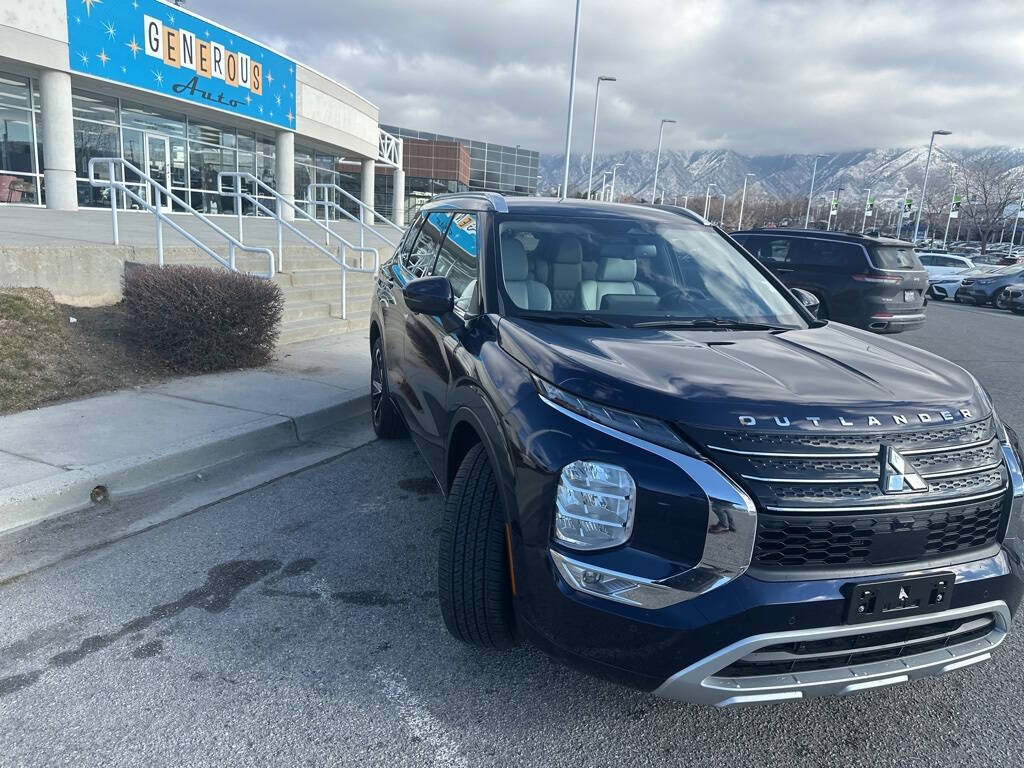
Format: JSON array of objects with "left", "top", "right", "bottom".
[{"left": 0, "top": 393, "right": 370, "bottom": 535}]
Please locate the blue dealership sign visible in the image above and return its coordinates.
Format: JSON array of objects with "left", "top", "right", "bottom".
[{"left": 66, "top": 0, "right": 297, "bottom": 130}]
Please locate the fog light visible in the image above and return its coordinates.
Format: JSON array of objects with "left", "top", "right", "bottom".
[
  {"left": 554, "top": 461, "right": 635, "bottom": 550},
  {"left": 550, "top": 550, "right": 686, "bottom": 608}
]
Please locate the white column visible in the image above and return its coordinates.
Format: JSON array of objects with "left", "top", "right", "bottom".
[
  {"left": 275, "top": 129, "right": 294, "bottom": 222},
  {"left": 39, "top": 69, "right": 77, "bottom": 211},
  {"left": 361, "top": 159, "right": 375, "bottom": 225},
  {"left": 392, "top": 167, "right": 405, "bottom": 227}
]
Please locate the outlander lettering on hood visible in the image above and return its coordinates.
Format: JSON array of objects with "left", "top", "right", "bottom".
[{"left": 738, "top": 409, "right": 975, "bottom": 428}]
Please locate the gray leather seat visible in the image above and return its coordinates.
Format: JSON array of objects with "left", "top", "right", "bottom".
[
  {"left": 502, "top": 238, "right": 551, "bottom": 310},
  {"left": 578, "top": 247, "right": 656, "bottom": 310},
  {"left": 550, "top": 238, "right": 583, "bottom": 310}
]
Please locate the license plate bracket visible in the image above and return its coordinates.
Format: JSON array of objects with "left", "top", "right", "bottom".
[
  {"left": 904, "top": 289, "right": 917, "bottom": 302},
  {"left": 845, "top": 573, "right": 954, "bottom": 625}
]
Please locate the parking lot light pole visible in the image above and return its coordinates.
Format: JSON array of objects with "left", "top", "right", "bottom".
[
  {"left": 560, "top": 0, "right": 583, "bottom": 201},
  {"left": 942, "top": 186, "right": 957, "bottom": 248},
  {"left": 703, "top": 183, "right": 716, "bottom": 219},
  {"left": 586, "top": 75, "right": 616, "bottom": 199},
  {"left": 912, "top": 129, "right": 952, "bottom": 243},
  {"left": 651, "top": 118, "right": 676, "bottom": 203},
  {"left": 804, "top": 154, "right": 827, "bottom": 228},
  {"left": 608, "top": 162, "right": 623, "bottom": 202},
  {"left": 896, "top": 186, "right": 910, "bottom": 239},
  {"left": 861, "top": 188, "right": 871, "bottom": 234},
  {"left": 738, "top": 173, "right": 755, "bottom": 230},
  {"left": 1009, "top": 192, "right": 1023, "bottom": 252},
  {"left": 719, "top": 193, "right": 726, "bottom": 226}
]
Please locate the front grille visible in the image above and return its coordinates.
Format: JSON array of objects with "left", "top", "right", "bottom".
[
  {"left": 687, "top": 417, "right": 1009, "bottom": 570},
  {"left": 719, "top": 613, "right": 996, "bottom": 678},
  {"left": 754, "top": 496, "right": 1004, "bottom": 567}
]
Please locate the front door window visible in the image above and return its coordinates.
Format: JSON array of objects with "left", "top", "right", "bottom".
[{"left": 145, "top": 134, "right": 171, "bottom": 212}]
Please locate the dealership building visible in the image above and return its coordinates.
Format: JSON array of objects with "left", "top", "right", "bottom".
[
  {"left": 0, "top": 0, "right": 411, "bottom": 223},
  {"left": 0, "top": 0, "right": 540, "bottom": 229}
]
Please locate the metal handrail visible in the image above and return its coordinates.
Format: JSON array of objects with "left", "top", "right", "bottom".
[
  {"left": 87, "top": 157, "right": 275, "bottom": 277},
  {"left": 217, "top": 171, "right": 378, "bottom": 319},
  {"left": 305, "top": 182, "right": 402, "bottom": 251}
]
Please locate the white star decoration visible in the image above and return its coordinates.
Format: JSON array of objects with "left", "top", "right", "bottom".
[
  {"left": 275, "top": 94, "right": 281, "bottom": 106},
  {"left": 126, "top": 36, "right": 141, "bottom": 58},
  {"left": 81, "top": 0, "right": 101, "bottom": 17},
  {"left": 132, "top": 0, "right": 138, "bottom": 8},
  {"left": 258, "top": 105, "right": 264, "bottom": 114},
  {"left": 78, "top": 51, "right": 89, "bottom": 65},
  {"left": 245, "top": 94, "right": 252, "bottom": 104},
  {"left": 286, "top": 111, "right": 294, "bottom": 124},
  {"left": 102, "top": 21, "right": 116, "bottom": 39},
  {"left": 266, "top": 72, "right": 273, "bottom": 85},
  {"left": 152, "top": 70, "right": 164, "bottom": 85},
  {"left": 167, "top": 12, "right": 175, "bottom": 23},
  {"left": 97, "top": 49, "right": 109, "bottom": 66}
]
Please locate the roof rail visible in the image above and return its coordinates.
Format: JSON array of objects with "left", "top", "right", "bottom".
[
  {"left": 426, "top": 191, "right": 509, "bottom": 213},
  {"left": 651, "top": 203, "right": 712, "bottom": 226}
]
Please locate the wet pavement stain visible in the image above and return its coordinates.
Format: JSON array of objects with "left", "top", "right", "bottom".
[
  {"left": 330, "top": 590, "right": 407, "bottom": 607},
  {"left": 131, "top": 639, "right": 164, "bottom": 659},
  {"left": 0, "top": 558, "right": 283, "bottom": 699},
  {"left": 397, "top": 477, "right": 439, "bottom": 496}
]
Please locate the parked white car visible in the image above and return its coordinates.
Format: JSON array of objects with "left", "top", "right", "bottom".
[{"left": 918, "top": 252, "right": 975, "bottom": 279}]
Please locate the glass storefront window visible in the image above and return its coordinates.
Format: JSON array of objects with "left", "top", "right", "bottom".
[
  {"left": 71, "top": 89, "right": 118, "bottom": 124},
  {"left": 120, "top": 101, "right": 185, "bottom": 137},
  {"left": 73, "top": 120, "right": 120, "bottom": 179},
  {"left": 0, "top": 107, "right": 34, "bottom": 173}
]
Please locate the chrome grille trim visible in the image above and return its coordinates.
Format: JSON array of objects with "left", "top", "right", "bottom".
[
  {"left": 707, "top": 435, "right": 995, "bottom": 460},
  {"left": 763, "top": 486, "right": 1006, "bottom": 514}
]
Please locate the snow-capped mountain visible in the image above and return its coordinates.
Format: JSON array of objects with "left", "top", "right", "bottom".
[{"left": 539, "top": 146, "right": 1024, "bottom": 202}]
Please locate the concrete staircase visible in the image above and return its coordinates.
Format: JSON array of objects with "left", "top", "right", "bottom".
[{"left": 154, "top": 218, "right": 395, "bottom": 347}]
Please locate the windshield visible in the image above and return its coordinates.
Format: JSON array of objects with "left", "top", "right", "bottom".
[
  {"left": 496, "top": 215, "right": 807, "bottom": 328},
  {"left": 873, "top": 245, "right": 922, "bottom": 270}
]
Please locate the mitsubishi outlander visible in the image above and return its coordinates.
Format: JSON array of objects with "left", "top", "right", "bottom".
[{"left": 369, "top": 195, "right": 1024, "bottom": 707}]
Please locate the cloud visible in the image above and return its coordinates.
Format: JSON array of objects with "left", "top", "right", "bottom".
[{"left": 189, "top": 0, "right": 1024, "bottom": 154}]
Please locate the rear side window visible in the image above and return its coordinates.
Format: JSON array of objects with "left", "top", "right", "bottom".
[
  {"left": 801, "top": 240, "right": 866, "bottom": 272},
  {"left": 871, "top": 245, "right": 922, "bottom": 270},
  {"left": 403, "top": 211, "right": 452, "bottom": 277},
  {"left": 433, "top": 212, "right": 479, "bottom": 310},
  {"left": 742, "top": 235, "right": 794, "bottom": 266}
]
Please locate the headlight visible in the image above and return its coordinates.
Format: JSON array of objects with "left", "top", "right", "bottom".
[
  {"left": 534, "top": 375, "right": 696, "bottom": 455},
  {"left": 555, "top": 461, "right": 635, "bottom": 550}
]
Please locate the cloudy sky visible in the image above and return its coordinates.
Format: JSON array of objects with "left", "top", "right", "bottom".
[{"left": 191, "top": 0, "right": 1024, "bottom": 156}]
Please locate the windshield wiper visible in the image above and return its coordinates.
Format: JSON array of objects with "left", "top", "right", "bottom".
[
  {"left": 631, "top": 317, "right": 791, "bottom": 331},
  {"left": 520, "top": 313, "right": 621, "bottom": 328}
]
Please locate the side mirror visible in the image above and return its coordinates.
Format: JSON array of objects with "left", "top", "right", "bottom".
[
  {"left": 404, "top": 276, "right": 464, "bottom": 331},
  {"left": 405, "top": 276, "right": 454, "bottom": 316},
  {"left": 791, "top": 288, "right": 820, "bottom": 318}
]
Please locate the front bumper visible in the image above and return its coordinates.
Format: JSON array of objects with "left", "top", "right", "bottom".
[{"left": 654, "top": 600, "right": 1009, "bottom": 707}]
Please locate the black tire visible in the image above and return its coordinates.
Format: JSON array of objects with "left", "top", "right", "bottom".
[
  {"left": 438, "top": 444, "right": 517, "bottom": 648},
  {"left": 994, "top": 288, "right": 1011, "bottom": 310},
  {"left": 370, "top": 337, "right": 406, "bottom": 439}
]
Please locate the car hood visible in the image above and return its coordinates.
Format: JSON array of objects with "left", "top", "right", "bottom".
[{"left": 497, "top": 318, "right": 986, "bottom": 432}]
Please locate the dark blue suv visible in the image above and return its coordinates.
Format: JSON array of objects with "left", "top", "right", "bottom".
[{"left": 369, "top": 194, "right": 1024, "bottom": 706}]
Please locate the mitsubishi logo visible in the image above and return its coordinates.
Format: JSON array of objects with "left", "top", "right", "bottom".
[{"left": 879, "top": 445, "right": 929, "bottom": 494}]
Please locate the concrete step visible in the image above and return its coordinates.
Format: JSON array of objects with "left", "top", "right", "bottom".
[
  {"left": 277, "top": 317, "right": 353, "bottom": 346},
  {"left": 330, "top": 302, "right": 371, "bottom": 321},
  {"left": 281, "top": 300, "right": 333, "bottom": 323}
]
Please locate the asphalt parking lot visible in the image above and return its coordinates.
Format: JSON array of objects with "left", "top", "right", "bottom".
[{"left": 0, "top": 300, "right": 1021, "bottom": 768}]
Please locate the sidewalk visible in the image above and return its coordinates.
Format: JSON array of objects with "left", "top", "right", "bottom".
[{"left": 0, "top": 332, "right": 371, "bottom": 533}]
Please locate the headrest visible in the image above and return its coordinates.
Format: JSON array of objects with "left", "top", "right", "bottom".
[
  {"left": 555, "top": 238, "right": 583, "bottom": 264},
  {"left": 600, "top": 243, "right": 629, "bottom": 260},
  {"left": 597, "top": 256, "right": 637, "bottom": 282},
  {"left": 502, "top": 238, "right": 529, "bottom": 281},
  {"left": 634, "top": 244, "right": 657, "bottom": 259}
]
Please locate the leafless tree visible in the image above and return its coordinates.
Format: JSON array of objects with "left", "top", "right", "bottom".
[{"left": 951, "top": 155, "right": 1022, "bottom": 253}]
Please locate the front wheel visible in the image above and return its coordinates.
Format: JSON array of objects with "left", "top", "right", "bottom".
[
  {"left": 438, "top": 444, "right": 517, "bottom": 648},
  {"left": 994, "top": 288, "right": 1012, "bottom": 310}
]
